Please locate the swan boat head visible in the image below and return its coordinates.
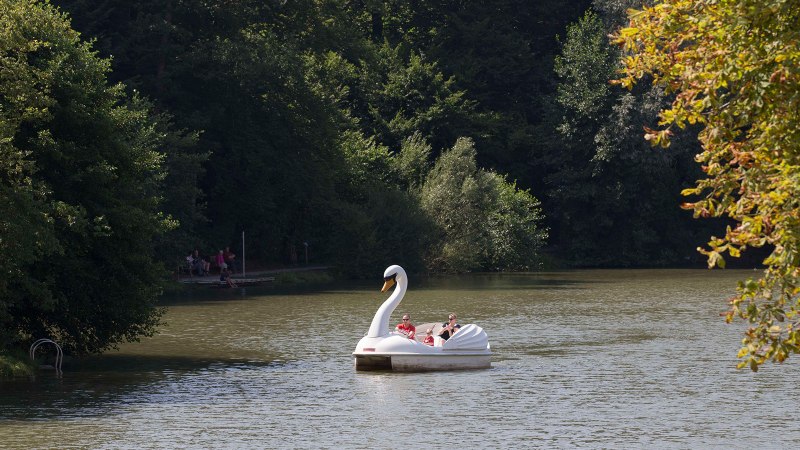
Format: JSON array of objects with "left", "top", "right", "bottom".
[{"left": 366, "top": 265, "right": 407, "bottom": 338}]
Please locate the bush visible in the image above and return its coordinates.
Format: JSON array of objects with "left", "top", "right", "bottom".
[
  {"left": 420, "top": 137, "right": 547, "bottom": 272},
  {"left": 0, "top": 351, "right": 37, "bottom": 378}
]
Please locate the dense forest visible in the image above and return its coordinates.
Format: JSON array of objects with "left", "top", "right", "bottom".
[
  {"left": 1, "top": 0, "right": 744, "bottom": 355},
  {"left": 52, "top": 0, "right": 724, "bottom": 272}
]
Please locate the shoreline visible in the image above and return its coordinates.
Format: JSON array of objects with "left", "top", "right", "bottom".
[{"left": 166, "top": 265, "right": 334, "bottom": 292}]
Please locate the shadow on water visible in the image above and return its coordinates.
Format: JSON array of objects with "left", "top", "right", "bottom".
[
  {"left": 161, "top": 271, "right": 596, "bottom": 307},
  {"left": 66, "top": 352, "right": 284, "bottom": 373},
  {"left": 160, "top": 280, "right": 349, "bottom": 305},
  {"left": 0, "top": 354, "right": 293, "bottom": 421},
  {"left": 400, "top": 272, "right": 597, "bottom": 292}
]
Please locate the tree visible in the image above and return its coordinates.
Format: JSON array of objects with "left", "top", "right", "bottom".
[
  {"left": 54, "top": 0, "right": 560, "bottom": 274},
  {"left": 396, "top": 132, "right": 432, "bottom": 191},
  {"left": 547, "top": 8, "right": 709, "bottom": 267},
  {"left": 615, "top": 0, "right": 800, "bottom": 370},
  {"left": 320, "top": 128, "right": 435, "bottom": 276},
  {"left": 548, "top": 10, "right": 619, "bottom": 264},
  {"left": 359, "top": 45, "right": 479, "bottom": 155},
  {"left": 150, "top": 109, "right": 204, "bottom": 270},
  {"left": 419, "top": 0, "right": 592, "bottom": 179},
  {"left": 341, "top": 0, "right": 592, "bottom": 185},
  {"left": 0, "top": 0, "right": 170, "bottom": 353},
  {"left": 485, "top": 173, "right": 548, "bottom": 270},
  {"left": 420, "top": 137, "right": 547, "bottom": 272}
]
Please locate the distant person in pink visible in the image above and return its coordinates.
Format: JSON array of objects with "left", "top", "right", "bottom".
[{"left": 215, "top": 250, "right": 226, "bottom": 273}]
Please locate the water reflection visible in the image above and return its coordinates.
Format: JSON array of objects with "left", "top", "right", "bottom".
[{"left": 1, "top": 270, "right": 799, "bottom": 448}]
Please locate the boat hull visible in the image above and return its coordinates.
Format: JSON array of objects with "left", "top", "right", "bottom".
[
  {"left": 354, "top": 352, "right": 491, "bottom": 371},
  {"left": 353, "top": 331, "right": 491, "bottom": 372}
]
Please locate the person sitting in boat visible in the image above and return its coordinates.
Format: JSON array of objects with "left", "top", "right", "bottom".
[
  {"left": 422, "top": 328, "right": 434, "bottom": 346},
  {"left": 438, "top": 313, "right": 461, "bottom": 342},
  {"left": 394, "top": 314, "right": 416, "bottom": 340}
]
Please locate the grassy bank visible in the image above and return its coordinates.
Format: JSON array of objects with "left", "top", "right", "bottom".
[{"left": 0, "top": 350, "right": 38, "bottom": 378}]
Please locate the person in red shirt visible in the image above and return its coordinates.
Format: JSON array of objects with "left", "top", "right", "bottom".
[
  {"left": 395, "top": 314, "right": 416, "bottom": 340},
  {"left": 422, "top": 328, "right": 434, "bottom": 346}
]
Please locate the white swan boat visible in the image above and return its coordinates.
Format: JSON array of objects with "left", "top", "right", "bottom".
[{"left": 353, "top": 265, "right": 492, "bottom": 371}]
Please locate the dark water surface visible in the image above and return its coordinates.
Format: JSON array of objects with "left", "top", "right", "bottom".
[{"left": 1, "top": 269, "right": 798, "bottom": 448}]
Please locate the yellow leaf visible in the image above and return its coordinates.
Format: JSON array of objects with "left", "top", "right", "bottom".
[{"left": 736, "top": 360, "right": 747, "bottom": 369}]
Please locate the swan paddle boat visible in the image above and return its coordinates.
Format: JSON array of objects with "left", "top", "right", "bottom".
[{"left": 353, "top": 265, "right": 492, "bottom": 371}]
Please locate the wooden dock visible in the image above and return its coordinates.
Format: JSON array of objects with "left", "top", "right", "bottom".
[{"left": 177, "top": 265, "right": 329, "bottom": 287}]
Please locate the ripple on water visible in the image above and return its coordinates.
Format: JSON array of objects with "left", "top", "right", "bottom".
[{"left": 2, "top": 270, "right": 800, "bottom": 448}]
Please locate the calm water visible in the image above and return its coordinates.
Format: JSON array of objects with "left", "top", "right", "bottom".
[{"left": 1, "top": 269, "right": 798, "bottom": 449}]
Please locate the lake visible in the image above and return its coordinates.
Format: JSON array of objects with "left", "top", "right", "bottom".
[{"left": 1, "top": 269, "right": 798, "bottom": 448}]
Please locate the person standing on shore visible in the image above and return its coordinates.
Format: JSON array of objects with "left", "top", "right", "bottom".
[{"left": 215, "top": 250, "right": 226, "bottom": 273}]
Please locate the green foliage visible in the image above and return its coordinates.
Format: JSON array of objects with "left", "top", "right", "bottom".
[
  {"left": 51, "top": 0, "right": 563, "bottom": 275},
  {"left": 356, "top": 45, "right": 479, "bottom": 153},
  {"left": 421, "top": 137, "right": 547, "bottom": 272},
  {"left": 56, "top": 0, "right": 349, "bottom": 263},
  {"left": 45, "top": 0, "right": 718, "bottom": 276},
  {"left": 152, "top": 112, "right": 206, "bottom": 269},
  {"left": 322, "top": 129, "right": 434, "bottom": 276},
  {"left": 0, "top": 351, "right": 37, "bottom": 378},
  {"left": 396, "top": 131, "right": 432, "bottom": 190},
  {"left": 337, "top": 129, "right": 395, "bottom": 200},
  {"left": 176, "top": 23, "right": 345, "bottom": 260},
  {"left": 546, "top": 8, "right": 709, "bottom": 267},
  {"left": 554, "top": 11, "right": 616, "bottom": 137},
  {"left": 487, "top": 174, "right": 548, "bottom": 270},
  {"left": 411, "top": 0, "right": 592, "bottom": 176},
  {"left": 0, "top": 0, "right": 168, "bottom": 353},
  {"left": 316, "top": 187, "right": 433, "bottom": 277},
  {"left": 421, "top": 138, "right": 489, "bottom": 271}
]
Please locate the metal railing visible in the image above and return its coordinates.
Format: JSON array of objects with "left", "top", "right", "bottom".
[{"left": 29, "top": 338, "right": 63, "bottom": 376}]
